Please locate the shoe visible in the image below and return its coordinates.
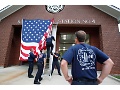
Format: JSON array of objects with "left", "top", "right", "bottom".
[
  {"left": 47, "top": 58, "right": 49, "bottom": 61},
  {"left": 28, "top": 75, "right": 34, "bottom": 78},
  {"left": 49, "top": 74, "right": 52, "bottom": 76},
  {"left": 39, "top": 77, "right": 43, "bottom": 81},
  {"left": 31, "top": 75, "right": 34, "bottom": 77},
  {"left": 59, "top": 74, "right": 62, "bottom": 76},
  {"left": 51, "top": 52, "right": 53, "bottom": 55},
  {"left": 34, "top": 81, "right": 41, "bottom": 84},
  {"left": 28, "top": 76, "right": 34, "bottom": 78}
]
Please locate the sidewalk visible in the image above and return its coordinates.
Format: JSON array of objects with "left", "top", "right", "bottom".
[
  {"left": 0, "top": 65, "right": 120, "bottom": 85},
  {"left": 0, "top": 65, "right": 27, "bottom": 84},
  {"left": 0, "top": 65, "right": 69, "bottom": 85}
]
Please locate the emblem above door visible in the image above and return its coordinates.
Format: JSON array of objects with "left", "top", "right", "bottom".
[{"left": 45, "top": 5, "right": 65, "bottom": 14}]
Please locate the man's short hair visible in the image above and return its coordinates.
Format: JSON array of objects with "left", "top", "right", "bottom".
[
  {"left": 75, "top": 30, "right": 86, "bottom": 42},
  {"left": 30, "top": 48, "right": 33, "bottom": 51}
]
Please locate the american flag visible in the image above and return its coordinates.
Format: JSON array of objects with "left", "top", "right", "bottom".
[{"left": 19, "top": 19, "right": 54, "bottom": 61}]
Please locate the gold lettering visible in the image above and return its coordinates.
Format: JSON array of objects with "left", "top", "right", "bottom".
[
  {"left": 57, "top": 19, "right": 95, "bottom": 24},
  {"left": 64, "top": 19, "right": 68, "bottom": 23},
  {"left": 83, "top": 20, "right": 88, "bottom": 23},
  {"left": 61, "top": 20, "right": 64, "bottom": 23},
  {"left": 92, "top": 19, "right": 95, "bottom": 23},
  {"left": 57, "top": 19, "right": 61, "bottom": 23},
  {"left": 76, "top": 20, "right": 81, "bottom": 23},
  {"left": 67, "top": 19, "right": 70, "bottom": 23}
]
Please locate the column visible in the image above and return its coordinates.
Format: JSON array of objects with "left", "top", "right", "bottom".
[{"left": 49, "top": 24, "right": 57, "bottom": 71}]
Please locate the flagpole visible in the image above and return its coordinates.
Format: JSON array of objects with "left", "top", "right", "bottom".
[{"left": 49, "top": 23, "right": 58, "bottom": 80}]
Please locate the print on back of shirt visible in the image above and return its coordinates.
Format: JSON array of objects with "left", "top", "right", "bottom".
[{"left": 77, "top": 47, "right": 96, "bottom": 70}]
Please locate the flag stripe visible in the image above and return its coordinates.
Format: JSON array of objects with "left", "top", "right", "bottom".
[
  {"left": 19, "top": 19, "right": 54, "bottom": 61},
  {"left": 20, "top": 50, "right": 29, "bottom": 57},
  {"left": 21, "top": 43, "right": 37, "bottom": 50}
]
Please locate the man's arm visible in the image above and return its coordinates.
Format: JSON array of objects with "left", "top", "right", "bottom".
[
  {"left": 53, "top": 54, "right": 58, "bottom": 58},
  {"left": 31, "top": 53, "right": 36, "bottom": 59},
  {"left": 52, "top": 36, "right": 55, "bottom": 41},
  {"left": 61, "top": 59, "right": 72, "bottom": 84},
  {"left": 97, "top": 58, "right": 114, "bottom": 84}
]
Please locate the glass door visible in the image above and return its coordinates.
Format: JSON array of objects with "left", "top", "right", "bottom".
[{"left": 59, "top": 33, "right": 90, "bottom": 56}]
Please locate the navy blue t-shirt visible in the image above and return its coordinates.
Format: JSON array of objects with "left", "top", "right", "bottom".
[
  {"left": 46, "top": 36, "right": 55, "bottom": 44},
  {"left": 28, "top": 52, "right": 36, "bottom": 62},
  {"left": 53, "top": 53, "right": 60, "bottom": 61},
  {"left": 62, "top": 43, "right": 109, "bottom": 79},
  {"left": 37, "top": 53, "right": 46, "bottom": 63}
]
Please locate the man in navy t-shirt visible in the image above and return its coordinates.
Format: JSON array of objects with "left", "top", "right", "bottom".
[
  {"left": 51, "top": 51, "right": 62, "bottom": 76},
  {"left": 34, "top": 50, "right": 46, "bottom": 84},
  {"left": 46, "top": 33, "right": 55, "bottom": 59},
  {"left": 61, "top": 30, "right": 114, "bottom": 85},
  {"left": 28, "top": 48, "right": 36, "bottom": 78}
]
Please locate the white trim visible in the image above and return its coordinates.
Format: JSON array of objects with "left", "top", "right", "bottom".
[
  {"left": 0, "top": 5, "right": 25, "bottom": 21},
  {"left": 0, "top": 5, "right": 12, "bottom": 13},
  {"left": 118, "top": 24, "right": 120, "bottom": 32},
  {"left": 109, "top": 5, "right": 120, "bottom": 12}
]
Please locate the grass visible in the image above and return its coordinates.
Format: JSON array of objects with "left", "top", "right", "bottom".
[{"left": 113, "top": 75, "right": 120, "bottom": 79}]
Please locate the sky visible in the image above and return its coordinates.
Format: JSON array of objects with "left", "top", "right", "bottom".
[{"left": 0, "top": 5, "right": 8, "bottom": 10}]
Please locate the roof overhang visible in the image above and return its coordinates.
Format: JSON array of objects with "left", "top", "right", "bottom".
[
  {"left": 0, "top": 5, "right": 120, "bottom": 24},
  {"left": 92, "top": 5, "right": 120, "bottom": 23},
  {"left": 0, "top": 5, "right": 25, "bottom": 21}
]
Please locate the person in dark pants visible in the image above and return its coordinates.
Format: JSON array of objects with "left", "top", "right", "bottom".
[
  {"left": 61, "top": 30, "right": 114, "bottom": 85},
  {"left": 51, "top": 51, "right": 62, "bottom": 76},
  {"left": 34, "top": 50, "right": 46, "bottom": 84},
  {"left": 46, "top": 33, "right": 55, "bottom": 59},
  {"left": 28, "top": 48, "right": 36, "bottom": 78}
]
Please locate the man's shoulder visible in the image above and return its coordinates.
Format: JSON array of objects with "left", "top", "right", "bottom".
[
  {"left": 73, "top": 44, "right": 96, "bottom": 49},
  {"left": 29, "top": 52, "right": 32, "bottom": 54},
  {"left": 51, "top": 35, "right": 54, "bottom": 38},
  {"left": 84, "top": 44, "right": 96, "bottom": 48}
]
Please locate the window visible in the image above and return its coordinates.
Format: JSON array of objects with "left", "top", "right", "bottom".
[{"left": 59, "top": 33, "right": 89, "bottom": 56}]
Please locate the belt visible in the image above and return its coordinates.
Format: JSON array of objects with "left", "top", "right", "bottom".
[
  {"left": 73, "top": 78, "right": 97, "bottom": 82},
  {"left": 37, "top": 61, "right": 44, "bottom": 64}
]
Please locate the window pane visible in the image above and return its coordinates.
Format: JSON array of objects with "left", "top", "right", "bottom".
[{"left": 59, "top": 33, "right": 89, "bottom": 56}]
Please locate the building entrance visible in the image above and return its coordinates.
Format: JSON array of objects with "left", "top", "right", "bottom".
[
  {"left": 6, "top": 24, "right": 102, "bottom": 71},
  {"left": 56, "top": 25, "right": 102, "bottom": 70},
  {"left": 5, "top": 26, "right": 22, "bottom": 67}
]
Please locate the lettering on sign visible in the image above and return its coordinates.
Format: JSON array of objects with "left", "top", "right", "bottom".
[{"left": 55, "top": 19, "right": 95, "bottom": 24}]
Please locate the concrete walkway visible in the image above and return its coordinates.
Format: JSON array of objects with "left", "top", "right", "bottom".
[{"left": 0, "top": 65, "right": 120, "bottom": 85}]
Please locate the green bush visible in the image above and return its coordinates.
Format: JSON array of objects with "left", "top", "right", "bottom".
[{"left": 113, "top": 76, "right": 120, "bottom": 79}]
